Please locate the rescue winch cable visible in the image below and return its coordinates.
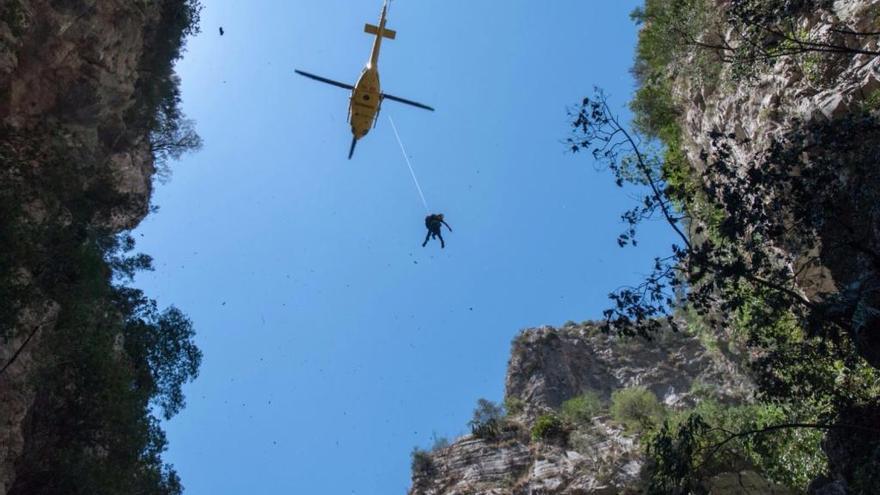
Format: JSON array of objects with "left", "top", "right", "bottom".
[{"left": 388, "top": 115, "right": 429, "bottom": 213}]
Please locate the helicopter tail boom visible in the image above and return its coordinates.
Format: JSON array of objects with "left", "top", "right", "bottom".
[{"left": 348, "top": 136, "right": 358, "bottom": 160}]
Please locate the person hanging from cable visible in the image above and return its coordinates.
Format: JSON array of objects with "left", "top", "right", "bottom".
[{"left": 422, "top": 214, "right": 452, "bottom": 248}]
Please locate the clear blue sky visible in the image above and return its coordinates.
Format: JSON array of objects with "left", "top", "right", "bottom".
[{"left": 133, "top": 1, "right": 671, "bottom": 493}]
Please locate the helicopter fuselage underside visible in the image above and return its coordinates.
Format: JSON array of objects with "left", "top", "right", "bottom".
[{"left": 349, "top": 67, "right": 381, "bottom": 140}]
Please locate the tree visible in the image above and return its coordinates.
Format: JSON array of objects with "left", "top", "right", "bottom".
[
  {"left": 531, "top": 413, "right": 570, "bottom": 443},
  {"left": 410, "top": 447, "right": 436, "bottom": 478},
  {"left": 611, "top": 387, "right": 665, "bottom": 433},
  {"left": 569, "top": 90, "right": 880, "bottom": 369},
  {"left": 0, "top": 2, "right": 204, "bottom": 493},
  {"left": 569, "top": 89, "right": 880, "bottom": 492},
  {"left": 151, "top": 116, "right": 203, "bottom": 183},
  {"left": 561, "top": 391, "right": 605, "bottom": 425},
  {"left": 578, "top": 2, "right": 880, "bottom": 491},
  {"left": 469, "top": 398, "right": 506, "bottom": 440}
]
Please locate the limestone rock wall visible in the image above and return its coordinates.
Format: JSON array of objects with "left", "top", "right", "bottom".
[
  {"left": 408, "top": 324, "right": 752, "bottom": 495},
  {"left": 0, "top": 1, "right": 167, "bottom": 491},
  {"left": 506, "top": 325, "right": 751, "bottom": 415},
  {"left": 674, "top": 0, "right": 880, "bottom": 365},
  {"left": 1, "top": 0, "right": 161, "bottom": 228}
]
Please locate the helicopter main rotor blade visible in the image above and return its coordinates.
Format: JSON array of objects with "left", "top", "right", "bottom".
[
  {"left": 295, "top": 70, "right": 355, "bottom": 91},
  {"left": 381, "top": 93, "right": 435, "bottom": 112}
]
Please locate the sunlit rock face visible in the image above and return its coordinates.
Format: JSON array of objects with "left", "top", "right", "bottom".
[
  {"left": 408, "top": 324, "right": 753, "bottom": 495},
  {"left": 0, "top": 1, "right": 165, "bottom": 492},
  {"left": 505, "top": 325, "right": 751, "bottom": 415},
  {"left": 674, "top": 0, "right": 880, "bottom": 368}
]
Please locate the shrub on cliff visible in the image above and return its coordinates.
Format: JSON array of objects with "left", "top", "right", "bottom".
[
  {"left": 410, "top": 447, "right": 436, "bottom": 478},
  {"left": 469, "top": 398, "right": 506, "bottom": 440},
  {"left": 561, "top": 391, "right": 605, "bottom": 425},
  {"left": 645, "top": 401, "right": 827, "bottom": 494},
  {"left": 611, "top": 387, "right": 665, "bottom": 433},
  {"left": 504, "top": 396, "right": 525, "bottom": 416},
  {"left": 531, "top": 413, "right": 570, "bottom": 444}
]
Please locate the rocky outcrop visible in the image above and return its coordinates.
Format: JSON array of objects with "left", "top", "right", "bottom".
[
  {"left": 408, "top": 324, "right": 754, "bottom": 495},
  {"left": 506, "top": 325, "right": 751, "bottom": 415},
  {"left": 678, "top": 2, "right": 880, "bottom": 159},
  {"left": 675, "top": 0, "right": 880, "bottom": 366},
  {"left": 1, "top": 0, "right": 162, "bottom": 228},
  {"left": 0, "top": 1, "right": 173, "bottom": 491},
  {"left": 412, "top": 425, "right": 643, "bottom": 495},
  {"left": 664, "top": 1, "right": 880, "bottom": 490}
]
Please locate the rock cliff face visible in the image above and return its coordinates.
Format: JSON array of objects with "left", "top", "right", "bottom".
[
  {"left": 408, "top": 325, "right": 755, "bottom": 495},
  {"left": 666, "top": 3, "right": 880, "bottom": 487},
  {"left": 678, "top": 1, "right": 880, "bottom": 155},
  {"left": 506, "top": 326, "right": 751, "bottom": 413},
  {"left": 1, "top": 0, "right": 162, "bottom": 226},
  {"left": 0, "top": 1, "right": 177, "bottom": 491},
  {"left": 675, "top": 0, "right": 880, "bottom": 366}
]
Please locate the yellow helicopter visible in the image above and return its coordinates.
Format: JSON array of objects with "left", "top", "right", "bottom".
[{"left": 295, "top": 0, "right": 434, "bottom": 159}]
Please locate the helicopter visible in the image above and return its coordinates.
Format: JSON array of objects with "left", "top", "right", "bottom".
[{"left": 295, "top": 0, "right": 434, "bottom": 159}]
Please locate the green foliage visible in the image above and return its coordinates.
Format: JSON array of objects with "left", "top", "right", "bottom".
[
  {"left": 687, "top": 380, "right": 717, "bottom": 401},
  {"left": 1, "top": 0, "right": 27, "bottom": 37},
  {"left": 0, "top": 1, "right": 204, "bottom": 490},
  {"left": 410, "top": 447, "right": 435, "bottom": 477},
  {"left": 630, "top": 0, "right": 719, "bottom": 137},
  {"left": 469, "top": 398, "right": 506, "bottom": 441},
  {"left": 860, "top": 89, "right": 880, "bottom": 113},
  {"left": 129, "top": 0, "right": 204, "bottom": 181},
  {"left": 411, "top": 434, "right": 452, "bottom": 480},
  {"left": 504, "top": 396, "right": 525, "bottom": 416},
  {"left": 613, "top": 2, "right": 880, "bottom": 492},
  {"left": 732, "top": 284, "right": 880, "bottom": 408},
  {"left": 561, "top": 391, "right": 605, "bottom": 425},
  {"left": 628, "top": 0, "right": 724, "bottom": 212},
  {"left": 8, "top": 232, "right": 199, "bottom": 495},
  {"left": 610, "top": 387, "right": 665, "bottom": 433},
  {"left": 531, "top": 413, "right": 569, "bottom": 443},
  {"left": 645, "top": 401, "right": 827, "bottom": 493},
  {"left": 645, "top": 413, "right": 711, "bottom": 494},
  {"left": 120, "top": 293, "right": 202, "bottom": 419}
]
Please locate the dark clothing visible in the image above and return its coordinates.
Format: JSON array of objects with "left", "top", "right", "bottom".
[
  {"left": 423, "top": 229, "right": 443, "bottom": 248},
  {"left": 422, "top": 214, "right": 451, "bottom": 248}
]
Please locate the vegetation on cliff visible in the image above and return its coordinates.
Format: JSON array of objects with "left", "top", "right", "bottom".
[
  {"left": 0, "top": 1, "right": 203, "bottom": 493},
  {"left": 570, "top": 0, "right": 880, "bottom": 493},
  {"left": 567, "top": 0, "right": 880, "bottom": 492}
]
